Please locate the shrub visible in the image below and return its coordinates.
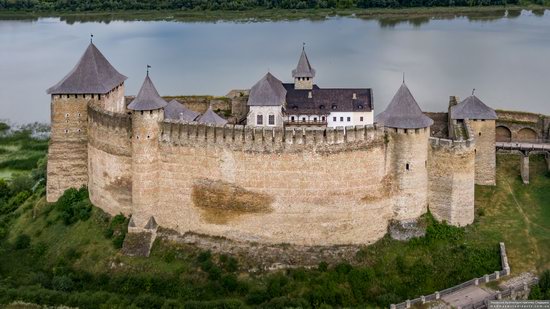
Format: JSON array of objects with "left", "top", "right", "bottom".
[
  {"left": 55, "top": 187, "right": 92, "bottom": 225},
  {"left": 52, "top": 275, "right": 74, "bottom": 292},
  {"left": 8, "top": 174, "right": 34, "bottom": 195},
  {"left": 14, "top": 234, "right": 31, "bottom": 249}
]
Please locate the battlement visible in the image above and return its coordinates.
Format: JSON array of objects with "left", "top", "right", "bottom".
[
  {"left": 429, "top": 119, "right": 475, "bottom": 150},
  {"left": 385, "top": 127, "right": 429, "bottom": 135},
  {"left": 160, "top": 120, "right": 386, "bottom": 153},
  {"left": 88, "top": 104, "right": 131, "bottom": 133}
]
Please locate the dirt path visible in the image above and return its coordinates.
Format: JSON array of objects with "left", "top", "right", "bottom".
[{"left": 504, "top": 179, "right": 541, "bottom": 270}]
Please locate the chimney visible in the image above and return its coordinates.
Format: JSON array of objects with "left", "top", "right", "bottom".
[{"left": 308, "top": 91, "right": 312, "bottom": 99}]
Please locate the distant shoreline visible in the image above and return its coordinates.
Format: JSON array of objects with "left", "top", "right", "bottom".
[{"left": 0, "top": 5, "right": 548, "bottom": 22}]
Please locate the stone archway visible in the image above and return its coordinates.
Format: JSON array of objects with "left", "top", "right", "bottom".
[
  {"left": 496, "top": 126, "right": 512, "bottom": 142},
  {"left": 517, "top": 128, "right": 538, "bottom": 142}
]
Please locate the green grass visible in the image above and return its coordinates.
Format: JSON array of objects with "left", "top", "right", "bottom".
[
  {"left": 0, "top": 129, "right": 48, "bottom": 180},
  {"left": 468, "top": 154, "right": 550, "bottom": 273}
]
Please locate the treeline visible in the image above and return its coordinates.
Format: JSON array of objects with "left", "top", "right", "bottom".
[{"left": 0, "top": 0, "right": 522, "bottom": 11}]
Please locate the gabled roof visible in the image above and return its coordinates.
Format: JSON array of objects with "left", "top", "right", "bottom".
[
  {"left": 450, "top": 95, "right": 497, "bottom": 120},
  {"left": 196, "top": 107, "right": 228, "bottom": 125},
  {"left": 47, "top": 43, "right": 127, "bottom": 94},
  {"left": 375, "top": 83, "right": 433, "bottom": 129},
  {"left": 127, "top": 75, "right": 167, "bottom": 111},
  {"left": 247, "top": 72, "right": 287, "bottom": 106},
  {"left": 292, "top": 47, "right": 316, "bottom": 78},
  {"left": 283, "top": 83, "right": 372, "bottom": 115},
  {"left": 164, "top": 99, "right": 200, "bottom": 121}
]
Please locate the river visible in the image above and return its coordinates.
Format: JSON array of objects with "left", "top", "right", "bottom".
[{"left": 1, "top": 10, "right": 549, "bottom": 123}]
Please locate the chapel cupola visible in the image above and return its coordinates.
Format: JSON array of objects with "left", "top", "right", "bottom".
[{"left": 292, "top": 45, "right": 315, "bottom": 90}]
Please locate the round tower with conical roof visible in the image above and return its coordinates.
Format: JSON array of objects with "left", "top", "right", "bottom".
[
  {"left": 127, "top": 73, "right": 167, "bottom": 226},
  {"left": 376, "top": 82, "right": 433, "bottom": 221},
  {"left": 46, "top": 42, "right": 127, "bottom": 202}
]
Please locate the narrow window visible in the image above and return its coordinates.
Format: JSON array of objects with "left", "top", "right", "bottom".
[
  {"left": 91, "top": 94, "right": 94, "bottom": 99},
  {"left": 257, "top": 114, "right": 263, "bottom": 125},
  {"left": 406, "top": 163, "right": 410, "bottom": 171},
  {"left": 268, "top": 115, "right": 275, "bottom": 125},
  {"left": 313, "top": 117, "right": 318, "bottom": 122},
  {"left": 347, "top": 117, "right": 351, "bottom": 122},
  {"left": 360, "top": 116, "right": 364, "bottom": 122},
  {"left": 479, "top": 132, "right": 482, "bottom": 136},
  {"left": 321, "top": 116, "right": 325, "bottom": 122},
  {"left": 333, "top": 117, "right": 336, "bottom": 121},
  {"left": 291, "top": 116, "right": 295, "bottom": 122},
  {"left": 340, "top": 117, "right": 343, "bottom": 121},
  {"left": 302, "top": 117, "right": 306, "bottom": 122}
]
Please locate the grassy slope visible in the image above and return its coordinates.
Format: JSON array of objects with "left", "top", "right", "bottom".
[{"left": 469, "top": 154, "right": 550, "bottom": 274}]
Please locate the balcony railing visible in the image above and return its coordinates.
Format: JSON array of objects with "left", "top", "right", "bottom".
[{"left": 284, "top": 120, "right": 327, "bottom": 126}]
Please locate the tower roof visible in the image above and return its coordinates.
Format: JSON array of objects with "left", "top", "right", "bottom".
[
  {"left": 450, "top": 95, "right": 497, "bottom": 120},
  {"left": 127, "top": 75, "right": 167, "bottom": 111},
  {"left": 292, "top": 47, "right": 316, "bottom": 79},
  {"left": 164, "top": 99, "right": 200, "bottom": 121},
  {"left": 247, "top": 72, "right": 287, "bottom": 106},
  {"left": 196, "top": 107, "right": 228, "bottom": 125},
  {"left": 47, "top": 43, "right": 127, "bottom": 94},
  {"left": 375, "top": 83, "right": 433, "bottom": 129}
]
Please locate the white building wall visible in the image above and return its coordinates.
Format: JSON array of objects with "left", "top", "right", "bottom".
[
  {"left": 247, "top": 106, "right": 284, "bottom": 128},
  {"left": 327, "top": 111, "right": 373, "bottom": 128}
]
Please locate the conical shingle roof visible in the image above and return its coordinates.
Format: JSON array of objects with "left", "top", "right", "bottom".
[
  {"left": 375, "top": 83, "right": 433, "bottom": 129},
  {"left": 292, "top": 47, "right": 316, "bottom": 78},
  {"left": 47, "top": 43, "right": 127, "bottom": 94},
  {"left": 127, "top": 75, "right": 167, "bottom": 111},
  {"left": 164, "top": 99, "right": 200, "bottom": 121},
  {"left": 196, "top": 107, "right": 228, "bottom": 125},
  {"left": 247, "top": 72, "right": 287, "bottom": 106},
  {"left": 450, "top": 95, "right": 497, "bottom": 120}
]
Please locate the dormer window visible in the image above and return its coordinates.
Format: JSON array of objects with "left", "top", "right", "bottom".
[
  {"left": 331, "top": 105, "right": 337, "bottom": 110},
  {"left": 292, "top": 106, "right": 298, "bottom": 110},
  {"left": 308, "top": 92, "right": 312, "bottom": 99},
  {"left": 358, "top": 105, "right": 363, "bottom": 109},
  {"left": 319, "top": 105, "right": 325, "bottom": 110},
  {"left": 352, "top": 93, "right": 357, "bottom": 100}
]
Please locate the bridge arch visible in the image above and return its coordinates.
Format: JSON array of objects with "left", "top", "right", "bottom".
[
  {"left": 517, "top": 127, "right": 538, "bottom": 142},
  {"left": 496, "top": 126, "right": 512, "bottom": 142}
]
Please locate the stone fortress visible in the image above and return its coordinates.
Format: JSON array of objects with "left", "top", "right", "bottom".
[{"left": 47, "top": 41, "right": 504, "bottom": 246}]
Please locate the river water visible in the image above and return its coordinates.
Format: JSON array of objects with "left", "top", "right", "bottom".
[{"left": 1, "top": 10, "right": 549, "bottom": 123}]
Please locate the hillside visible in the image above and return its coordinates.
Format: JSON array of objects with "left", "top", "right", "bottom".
[{"left": 0, "top": 125, "right": 548, "bottom": 308}]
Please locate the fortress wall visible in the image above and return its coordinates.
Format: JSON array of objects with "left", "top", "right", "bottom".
[
  {"left": 469, "top": 119, "right": 496, "bottom": 185},
  {"left": 387, "top": 128, "right": 430, "bottom": 222},
  {"left": 153, "top": 122, "right": 393, "bottom": 245},
  {"left": 87, "top": 105, "right": 133, "bottom": 215},
  {"left": 428, "top": 137, "right": 475, "bottom": 226}
]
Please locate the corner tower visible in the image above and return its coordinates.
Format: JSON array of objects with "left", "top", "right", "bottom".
[
  {"left": 127, "top": 73, "right": 167, "bottom": 226},
  {"left": 376, "top": 82, "right": 433, "bottom": 221},
  {"left": 46, "top": 42, "right": 127, "bottom": 202},
  {"left": 292, "top": 46, "right": 315, "bottom": 90},
  {"left": 450, "top": 94, "right": 497, "bottom": 186}
]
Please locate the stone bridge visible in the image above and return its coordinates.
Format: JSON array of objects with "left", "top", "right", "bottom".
[{"left": 496, "top": 141, "right": 550, "bottom": 184}]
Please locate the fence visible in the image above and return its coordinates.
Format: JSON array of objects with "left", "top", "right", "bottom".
[{"left": 391, "top": 242, "right": 516, "bottom": 309}]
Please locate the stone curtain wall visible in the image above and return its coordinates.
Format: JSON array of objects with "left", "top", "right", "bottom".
[
  {"left": 428, "top": 136, "right": 475, "bottom": 226},
  {"left": 154, "top": 122, "right": 393, "bottom": 245},
  {"left": 87, "top": 105, "right": 133, "bottom": 215},
  {"left": 496, "top": 110, "right": 550, "bottom": 142},
  {"left": 163, "top": 96, "right": 232, "bottom": 114},
  {"left": 470, "top": 119, "right": 496, "bottom": 186}
]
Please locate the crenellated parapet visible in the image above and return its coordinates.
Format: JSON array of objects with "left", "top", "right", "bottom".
[{"left": 160, "top": 120, "right": 386, "bottom": 153}]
